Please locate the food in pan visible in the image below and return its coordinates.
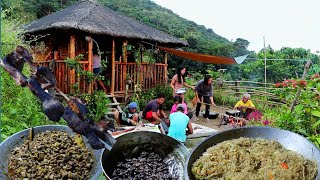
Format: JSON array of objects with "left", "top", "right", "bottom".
[
  {"left": 8, "top": 131, "right": 93, "bottom": 179},
  {"left": 192, "top": 137, "right": 318, "bottom": 180}
]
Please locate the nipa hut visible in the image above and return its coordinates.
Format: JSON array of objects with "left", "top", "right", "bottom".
[{"left": 24, "top": 0, "right": 188, "bottom": 96}]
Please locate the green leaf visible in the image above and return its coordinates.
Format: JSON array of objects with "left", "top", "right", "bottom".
[
  {"left": 1, "top": 134, "right": 8, "bottom": 140},
  {"left": 9, "top": 109, "right": 17, "bottom": 115},
  {"left": 8, "top": 126, "right": 17, "bottom": 134},
  {"left": 312, "top": 120, "right": 320, "bottom": 129},
  {"left": 296, "top": 128, "right": 308, "bottom": 136},
  {"left": 311, "top": 110, "right": 320, "bottom": 117},
  {"left": 295, "top": 104, "right": 304, "bottom": 111},
  {"left": 21, "top": 122, "right": 29, "bottom": 129}
]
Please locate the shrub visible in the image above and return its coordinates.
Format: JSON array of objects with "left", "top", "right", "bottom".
[
  {"left": 130, "top": 84, "right": 173, "bottom": 111},
  {"left": 0, "top": 9, "right": 57, "bottom": 140},
  {"left": 78, "top": 90, "right": 111, "bottom": 121}
]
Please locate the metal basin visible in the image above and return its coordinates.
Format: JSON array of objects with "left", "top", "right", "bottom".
[
  {"left": 185, "top": 126, "right": 320, "bottom": 180},
  {"left": 101, "top": 131, "right": 189, "bottom": 179},
  {"left": 225, "top": 109, "right": 240, "bottom": 117},
  {"left": 208, "top": 111, "right": 219, "bottom": 119},
  {"left": 0, "top": 125, "right": 102, "bottom": 179}
]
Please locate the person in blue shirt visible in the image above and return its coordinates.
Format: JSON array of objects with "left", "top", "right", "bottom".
[{"left": 167, "top": 104, "right": 193, "bottom": 143}]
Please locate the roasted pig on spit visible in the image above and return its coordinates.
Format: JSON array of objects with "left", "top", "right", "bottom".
[{"left": 0, "top": 46, "right": 115, "bottom": 149}]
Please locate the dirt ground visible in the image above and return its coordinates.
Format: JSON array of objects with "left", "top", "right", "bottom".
[
  {"left": 182, "top": 103, "right": 232, "bottom": 131},
  {"left": 180, "top": 104, "right": 234, "bottom": 149},
  {"left": 162, "top": 104, "right": 233, "bottom": 150}
]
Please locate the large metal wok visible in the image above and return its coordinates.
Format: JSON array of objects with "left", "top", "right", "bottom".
[
  {"left": 101, "top": 131, "right": 189, "bottom": 179},
  {"left": 0, "top": 125, "right": 102, "bottom": 180},
  {"left": 185, "top": 126, "right": 320, "bottom": 180}
]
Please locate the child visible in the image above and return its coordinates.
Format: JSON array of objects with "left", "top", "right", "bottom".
[{"left": 171, "top": 96, "right": 193, "bottom": 119}]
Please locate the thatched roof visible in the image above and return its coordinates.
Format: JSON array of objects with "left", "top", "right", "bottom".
[{"left": 24, "top": 0, "right": 188, "bottom": 46}]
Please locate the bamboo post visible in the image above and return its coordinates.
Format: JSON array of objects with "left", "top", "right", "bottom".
[
  {"left": 69, "top": 35, "right": 76, "bottom": 93},
  {"left": 122, "top": 40, "right": 128, "bottom": 62},
  {"left": 264, "top": 36, "right": 267, "bottom": 92},
  {"left": 88, "top": 36, "right": 93, "bottom": 94},
  {"left": 123, "top": 41, "right": 128, "bottom": 91},
  {"left": 290, "top": 59, "right": 312, "bottom": 112},
  {"left": 111, "top": 39, "right": 115, "bottom": 95},
  {"left": 235, "top": 81, "right": 240, "bottom": 96},
  {"left": 164, "top": 53, "right": 168, "bottom": 84}
]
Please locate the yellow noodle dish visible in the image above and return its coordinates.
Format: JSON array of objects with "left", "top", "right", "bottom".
[{"left": 192, "top": 137, "right": 318, "bottom": 180}]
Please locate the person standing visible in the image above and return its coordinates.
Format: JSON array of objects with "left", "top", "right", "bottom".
[
  {"left": 93, "top": 53, "right": 107, "bottom": 92},
  {"left": 170, "top": 66, "right": 194, "bottom": 101},
  {"left": 167, "top": 104, "right": 193, "bottom": 143},
  {"left": 195, "top": 75, "right": 216, "bottom": 121}
]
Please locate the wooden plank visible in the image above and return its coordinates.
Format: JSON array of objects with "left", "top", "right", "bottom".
[
  {"left": 224, "top": 80, "right": 274, "bottom": 86},
  {"left": 153, "top": 64, "right": 156, "bottom": 85},
  {"left": 62, "top": 63, "right": 65, "bottom": 93},
  {"left": 115, "top": 64, "right": 118, "bottom": 92},
  {"left": 139, "top": 64, "right": 143, "bottom": 91},
  {"left": 164, "top": 53, "right": 168, "bottom": 84},
  {"left": 225, "top": 91, "right": 280, "bottom": 100},
  {"left": 223, "top": 85, "right": 277, "bottom": 90},
  {"left": 120, "top": 64, "right": 123, "bottom": 92},
  {"left": 111, "top": 39, "right": 115, "bottom": 95},
  {"left": 143, "top": 65, "right": 147, "bottom": 90},
  {"left": 58, "top": 63, "right": 62, "bottom": 92},
  {"left": 107, "top": 102, "right": 120, "bottom": 106},
  {"left": 122, "top": 40, "right": 128, "bottom": 62},
  {"left": 88, "top": 36, "right": 93, "bottom": 94},
  {"left": 69, "top": 35, "right": 76, "bottom": 91},
  {"left": 122, "top": 41, "right": 127, "bottom": 93},
  {"left": 158, "top": 65, "right": 161, "bottom": 84},
  {"left": 112, "top": 97, "right": 122, "bottom": 113}
]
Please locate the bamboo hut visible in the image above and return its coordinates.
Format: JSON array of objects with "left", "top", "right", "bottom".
[{"left": 24, "top": 0, "right": 188, "bottom": 95}]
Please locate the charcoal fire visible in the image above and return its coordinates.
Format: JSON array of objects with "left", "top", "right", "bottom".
[{"left": 111, "top": 151, "right": 179, "bottom": 180}]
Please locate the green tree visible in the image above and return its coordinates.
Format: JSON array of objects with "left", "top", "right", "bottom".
[{"left": 1, "top": 8, "right": 55, "bottom": 139}]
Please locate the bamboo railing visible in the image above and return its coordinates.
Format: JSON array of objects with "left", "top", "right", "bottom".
[
  {"left": 114, "top": 62, "right": 167, "bottom": 94},
  {"left": 218, "top": 80, "right": 285, "bottom": 105},
  {"left": 34, "top": 60, "right": 90, "bottom": 94},
  {"left": 33, "top": 61, "right": 167, "bottom": 95}
]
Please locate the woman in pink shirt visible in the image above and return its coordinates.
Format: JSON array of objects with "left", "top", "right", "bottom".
[
  {"left": 170, "top": 96, "right": 193, "bottom": 119},
  {"left": 170, "top": 66, "right": 194, "bottom": 101}
]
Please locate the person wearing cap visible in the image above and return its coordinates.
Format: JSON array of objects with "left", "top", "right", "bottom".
[
  {"left": 121, "top": 102, "right": 140, "bottom": 126},
  {"left": 167, "top": 104, "right": 193, "bottom": 143}
]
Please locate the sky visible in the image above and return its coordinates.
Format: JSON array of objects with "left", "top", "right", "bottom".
[{"left": 152, "top": 0, "right": 320, "bottom": 53}]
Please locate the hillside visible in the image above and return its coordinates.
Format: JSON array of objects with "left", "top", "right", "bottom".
[
  {"left": 101, "top": 0, "right": 247, "bottom": 56},
  {"left": 2, "top": 0, "right": 248, "bottom": 56},
  {"left": 100, "top": 0, "right": 250, "bottom": 72}
]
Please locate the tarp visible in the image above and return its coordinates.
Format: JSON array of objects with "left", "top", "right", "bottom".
[
  {"left": 158, "top": 46, "right": 237, "bottom": 64},
  {"left": 234, "top": 54, "right": 249, "bottom": 64}
]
